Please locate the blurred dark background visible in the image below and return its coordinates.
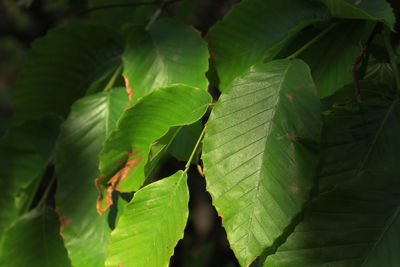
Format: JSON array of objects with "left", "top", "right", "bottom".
[{"left": 0, "top": 0, "right": 240, "bottom": 266}]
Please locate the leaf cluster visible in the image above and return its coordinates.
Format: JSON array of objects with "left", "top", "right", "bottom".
[{"left": 1, "top": 0, "right": 400, "bottom": 266}]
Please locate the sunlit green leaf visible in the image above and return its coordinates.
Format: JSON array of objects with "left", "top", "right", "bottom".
[
  {"left": 122, "top": 18, "right": 209, "bottom": 103},
  {"left": 98, "top": 84, "right": 211, "bottom": 194},
  {"left": 106, "top": 170, "right": 189, "bottom": 267},
  {"left": 202, "top": 59, "right": 321, "bottom": 266}
]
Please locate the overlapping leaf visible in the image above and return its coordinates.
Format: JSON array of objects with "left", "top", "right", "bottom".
[
  {"left": 208, "top": 0, "right": 330, "bottom": 91},
  {"left": 122, "top": 18, "right": 209, "bottom": 103},
  {"left": 319, "top": 0, "right": 395, "bottom": 30},
  {"left": 98, "top": 84, "right": 211, "bottom": 195},
  {"left": 296, "top": 21, "right": 372, "bottom": 98},
  {"left": 264, "top": 84, "right": 400, "bottom": 266},
  {"left": 14, "top": 21, "right": 123, "bottom": 120},
  {"left": 0, "top": 116, "right": 60, "bottom": 237},
  {"left": 89, "top": 0, "right": 157, "bottom": 27},
  {"left": 0, "top": 207, "right": 71, "bottom": 267},
  {"left": 202, "top": 59, "right": 321, "bottom": 266},
  {"left": 106, "top": 171, "right": 189, "bottom": 266},
  {"left": 55, "top": 87, "right": 130, "bottom": 266}
]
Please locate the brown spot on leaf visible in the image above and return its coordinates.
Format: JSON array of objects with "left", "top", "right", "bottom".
[
  {"left": 145, "top": 203, "right": 149, "bottom": 209},
  {"left": 118, "top": 264, "right": 123, "bottom": 267},
  {"left": 122, "top": 74, "right": 133, "bottom": 102},
  {"left": 289, "top": 184, "right": 299, "bottom": 194},
  {"left": 55, "top": 208, "right": 71, "bottom": 239},
  {"left": 123, "top": 106, "right": 133, "bottom": 112},
  {"left": 219, "top": 214, "right": 224, "bottom": 221},
  {"left": 285, "top": 93, "right": 293, "bottom": 102},
  {"left": 286, "top": 133, "right": 297, "bottom": 141},
  {"left": 96, "top": 151, "right": 144, "bottom": 215}
]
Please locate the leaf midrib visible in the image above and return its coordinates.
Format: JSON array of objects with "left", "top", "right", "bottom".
[{"left": 241, "top": 61, "right": 292, "bottom": 264}]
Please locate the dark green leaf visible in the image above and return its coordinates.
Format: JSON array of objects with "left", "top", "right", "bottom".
[
  {"left": 319, "top": 0, "right": 395, "bottom": 30},
  {"left": 298, "top": 21, "right": 373, "bottom": 98},
  {"left": 0, "top": 116, "right": 60, "bottom": 236},
  {"left": 55, "top": 87, "right": 130, "bottom": 266},
  {"left": 106, "top": 171, "right": 189, "bottom": 266},
  {"left": 209, "top": 0, "right": 330, "bottom": 91},
  {"left": 15, "top": 21, "right": 123, "bottom": 120},
  {"left": 0, "top": 207, "right": 71, "bottom": 267},
  {"left": 168, "top": 120, "right": 203, "bottom": 163},
  {"left": 263, "top": 84, "right": 400, "bottom": 266},
  {"left": 89, "top": 0, "right": 157, "bottom": 27},
  {"left": 202, "top": 59, "right": 321, "bottom": 266}
]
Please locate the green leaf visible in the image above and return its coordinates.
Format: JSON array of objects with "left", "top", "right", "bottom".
[
  {"left": 0, "top": 207, "right": 71, "bottom": 267},
  {"left": 89, "top": 0, "right": 157, "bottom": 27},
  {"left": 122, "top": 18, "right": 209, "bottom": 103},
  {"left": 145, "top": 126, "right": 181, "bottom": 178},
  {"left": 263, "top": 84, "right": 400, "bottom": 266},
  {"left": 208, "top": 0, "right": 330, "bottom": 91},
  {"left": 99, "top": 84, "right": 211, "bottom": 194},
  {"left": 319, "top": 0, "right": 395, "bottom": 30},
  {"left": 106, "top": 170, "right": 189, "bottom": 267},
  {"left": 298, "top": 21, "right": 373, "bottom": 98},
  {"left": 15, "top": 21, "right": 123, "bottom": 120},
  {"left": 168, "top": 120, "right": 203, "bottom": 163},
  {"left": 55, "top": 88, "right": 130, "bottom": 266},
  {"left": 202, "top": 59, "right": 321, "bottom": 266},
  {"left": 0, "top": 116, "right": 60, "bottom": 236}
]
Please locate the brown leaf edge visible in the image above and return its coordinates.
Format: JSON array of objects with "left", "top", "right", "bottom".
[{"left": 95, "top": 151, "right": 144, "bottom": 215}]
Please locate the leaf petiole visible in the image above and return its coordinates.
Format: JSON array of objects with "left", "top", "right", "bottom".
[
  {"left": 287, "top": 22, "right": 337, "bottom": 60},
  {"left": 184, "top": 125, "right": 207, "bottom": 172},
  {"left": 103, "top": 64, "right": 122, "bottom": 92}
]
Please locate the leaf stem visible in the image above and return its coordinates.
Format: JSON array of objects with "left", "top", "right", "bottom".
[
  {"left": 287, "top": 22, "right": 337, "bottom": 60},
  {"left": 184, "top": 125, "right": 207, "bottom": 172},
  {"left": 37, "top": 174, "right": 57, "bottom": 207},
  {"left": 104, "top": 64, "right": 123, "bottom": 92},
  {"left": 382, "top": 27, "right": 400, "bottom": 91},
  {"left": 145, "top": 0, "right": 180, "bottom": 30}
]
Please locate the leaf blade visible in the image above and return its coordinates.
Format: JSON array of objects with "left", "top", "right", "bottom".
[
  {"left": 106, "top": 170, "right": 189, "bottom": 267},
  {"left": 122, "top": 18, "right": 209, "bottom": 103},
  {"left": 202, "top": 59, "right": 322, "bottom": 266},
  {"left": 99, "top": 84, "right": 211, "bottom": 194},
  {"left": 15, "top": 21, "right": 123, "bottom": 120},
  {"left": 263, "top": 84, "right": 400, "bottom": 266},
  {"left": 55, "top": 88, "right": 130, "bottom": 266},
  {"left": 0, "top": 208, "right": 71, "bottom": 267},
  {"left": 209, "top": 0, "right": 330, "bottom": 91}
]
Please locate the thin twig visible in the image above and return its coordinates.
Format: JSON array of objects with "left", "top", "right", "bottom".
[
  {"left": 77, "top": 0, "right": 180, "bottom": 15},
  {"left": 351, "top": 47, "right": 367, "bottom": 103},
  {"left": 351, "top": 23, "right": 382, "bottom": 103}
]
